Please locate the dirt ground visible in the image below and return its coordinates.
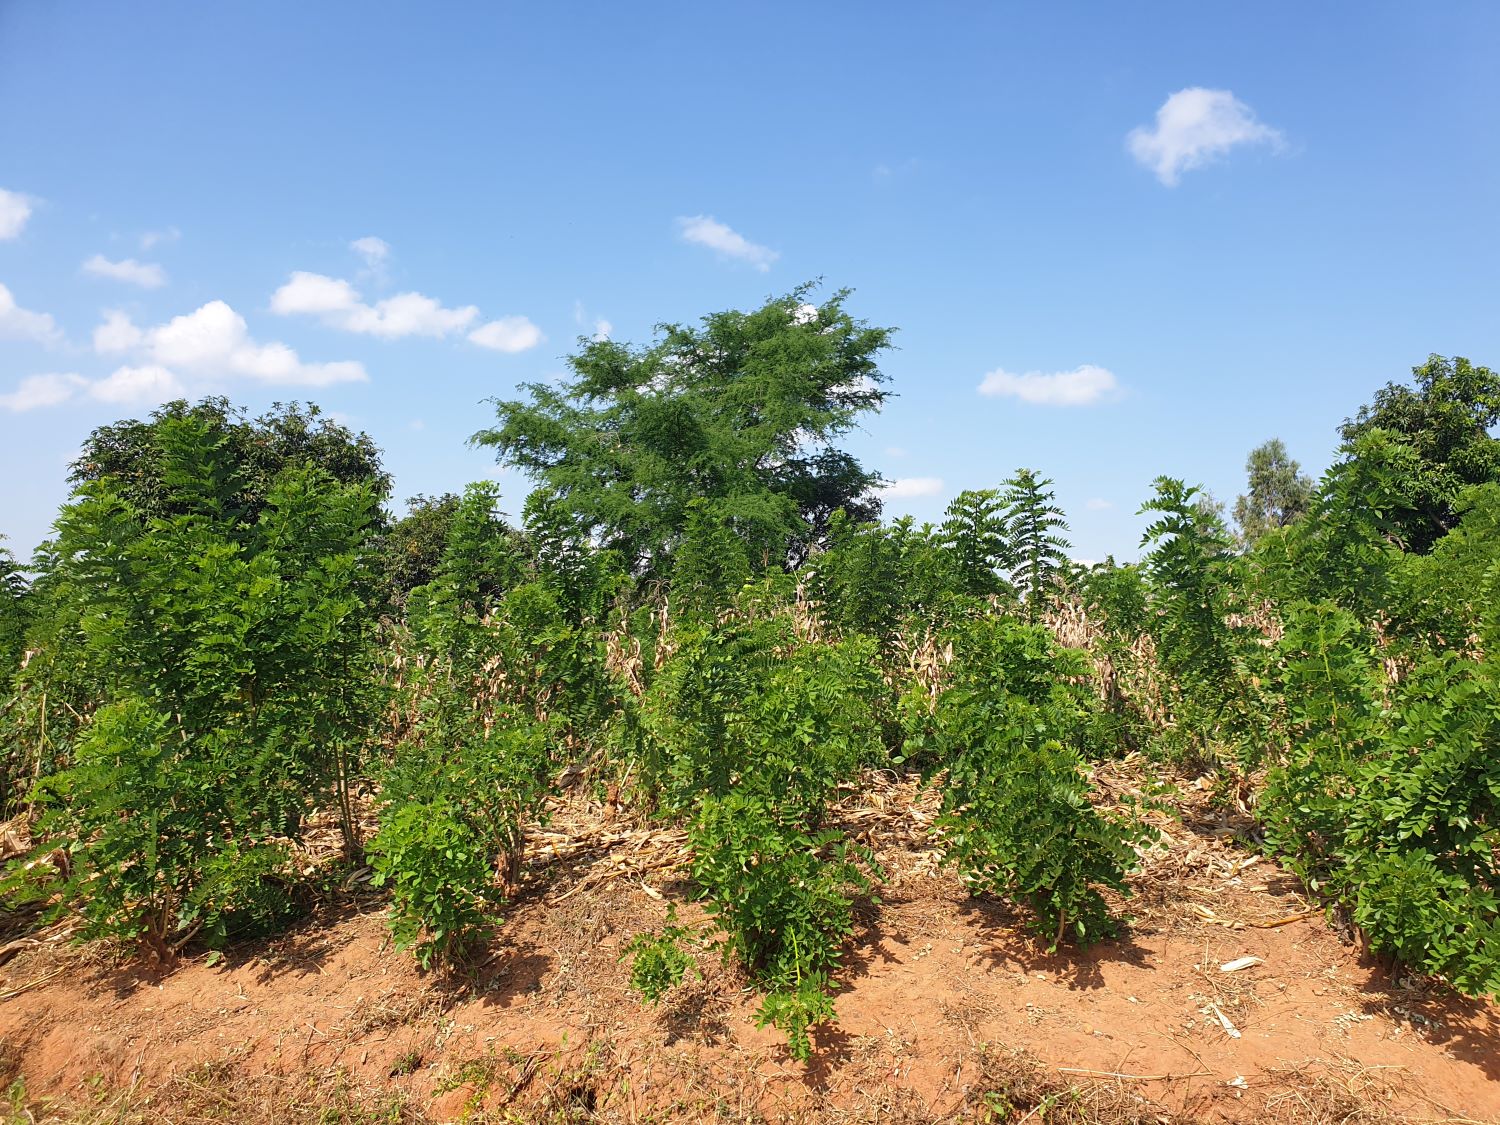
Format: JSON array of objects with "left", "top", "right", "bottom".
[{"left": 2, "top": 765, "right": 1497, "bottom": 1124}]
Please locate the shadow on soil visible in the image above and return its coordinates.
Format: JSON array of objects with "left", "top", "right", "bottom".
[{"left": 1351, "top": 961, "right": 1500, "bottom": 1084}]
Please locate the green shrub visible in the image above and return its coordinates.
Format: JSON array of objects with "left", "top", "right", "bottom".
[{"left": 906, "top": 618, "right": 1151, "bottom": 948}]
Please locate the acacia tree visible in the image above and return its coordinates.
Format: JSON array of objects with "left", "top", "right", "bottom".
[
  {"left": 1339, "top": 354, "right": 1500, "bottom": 553},
  {"left": 1233, "top": 438, "right": 1313, "bottom": 547},
  {"left": 471, "top": 287, "right": 894, "bottom": 581}
]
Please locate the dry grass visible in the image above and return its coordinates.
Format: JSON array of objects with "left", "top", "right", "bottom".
[
  {"left": 3, "top": 1062, "right": 430, "bottom": 1124},
  {"left": 8, "top": 1045, "right": 1443, "bottom": 1125}
]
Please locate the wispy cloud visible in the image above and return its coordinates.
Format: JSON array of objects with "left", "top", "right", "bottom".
[
  {"left": 0, "top": 373, "right": 87, "bottom": 412},
  {"left": 873, "top": 157, "right": 919, "bottom": 180},
  {"left": 82, "top": 254, "right": 168, "bottom": 289},
  {"left": 1128, "top": 88, "right": 1284, "bottom": 186},
  {"left": 978, "top": 364, "right": 1119, "bottom": 406},
  {"left": 0, "top": 283, "right": 61, "bottom": 344},
  {"left": 350, "top": 236, "right": 391, "bottom": 284},
  {"left": 572, "top": 300, "right": 612, "bottom": 341},
  {"left": 676, "top": 215, "right": 778, "bottom": 272},
  {"left": 1085, "top": 497, "right": 1114, "bottom": 511},
  {"left": 878, "top": 476, "right": 944, "bottom": 499},
  {"left": 350, "top": 236, "right": 390, "bottom": 269},
  {"left": 0, "top": 189, "right": 33, "bottom": 240},
  {"left": 139, "top": 226, "right": 181, "bottom": 251}
]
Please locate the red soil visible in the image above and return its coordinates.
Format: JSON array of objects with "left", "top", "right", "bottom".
[{"left": 2, "top": 773, "right": 1497, "bottom": 1123}]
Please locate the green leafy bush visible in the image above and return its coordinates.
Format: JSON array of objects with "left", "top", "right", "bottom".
[
  {"left": 638, "top": 596, "right": 885, "bottom": 1057},
  {"left": 623, "top": 916, "right": 699, "bottom": 1003},
  {"left": 1260, "top": 607, "right": 1500, "bottom": 994},
  {"left": 905, "top": 618, "right": 1151, "bottom": 948},
  {"left": 16, "top": 414, "right": 381, "bottom": 957}
]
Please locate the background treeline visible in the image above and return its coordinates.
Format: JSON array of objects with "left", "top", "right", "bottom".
[{"left": 2, "top": 288, "right": 1497, "bottom": 1056}]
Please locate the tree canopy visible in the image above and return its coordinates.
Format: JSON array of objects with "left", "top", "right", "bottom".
[
  {"left": 70, "top": 397, "right": 390, "bottom": 527},
  {"left": 1233, "top": 438, "right": 1314, "bottom": 547},
  {"left": 471, "top": 287, "right": 895, "bottom": 579},
  {"left": 1338, "top": 355, "right": 1500, "bottom": 553}
]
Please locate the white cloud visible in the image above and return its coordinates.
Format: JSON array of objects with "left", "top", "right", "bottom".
[
  {"left": 347, "top": 292, "right": 478, "bottom": 339},
  {"left": 792, "top": 303, "right": 818, "bottom": 325},
  {"left": 469, "top": 315, "right": 544, "bottom": 353},
  {"left": 1085, "top": 497, "right": 1114, "bottom": 511},
  {"left": 676, "top": 215, "right": 779, "bottom": 272},
  {"left": 90, "top": 365, "right": 184, "bottom": 405},
  {"left": 5, "top": 301, "right": 352, "bottom": 412},
  {"left": 1127, "top": 88, "right": 1284, "bottom": 187},
  {"left": 884, "top": 446, "right": 909, "bottom": 459},
  {"left": 139, "top": 226, "right": 181, "bottom": 251},
  {"left": 271, "top": 270, "right": 480, "bottom": 339},
  {"left": 0, "top": 189, "right": 32, "bottom": 240},
  {"left": 82, "top": 254, "right": 168, "bottom": 289},
  {"left": 94, "top": 309, "right": 145, "bottom": 354},
  {"left": 0, "top": 283, "right": 61, "bottom": 344},
  {"left": 95, "top": 301, "right": 367, "bottom": 388},
  {"left": 0, "top": 373, "right": 86, "bottom": 412},
  {"left": 978, "top": 363, "right": 1119, "bottom": 406},
  {"left": 270, "top": 271, "right": 361, "bottom": 316},
  {"left": 878, "top": 476, "right": 944, "bottom": 499},
  {"left": 350, "top": 236, "right": 390, "bottom": 269}
]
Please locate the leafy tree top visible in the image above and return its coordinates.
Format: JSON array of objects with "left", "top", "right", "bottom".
[
  {"left": 1004, "top": 468, "right": 1071, "bottom": 618},
  {"left": 1338, "top": 354, "right": 1500, "bottom": 553},
  {"left": 70, "top": 397, "right": 390, "bottom": 527},
  {"left": 1233, "top": 438, "right": 1314, "bottom": 548},
  {"left": 471, "top": 286, "right": 895, "bottom": 579}
]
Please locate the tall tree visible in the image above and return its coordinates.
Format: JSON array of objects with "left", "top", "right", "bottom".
[
  {"left": 1338, "top": 354, "right": 1500, "bottom": 553},
  {"left": 1233, "top": 438, "right": 1314, "bottom": 547},
  {"left": 471, "top": 287, "right": 894, "bottom": 580}
]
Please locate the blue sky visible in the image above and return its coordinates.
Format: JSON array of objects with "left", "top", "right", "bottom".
[{"left": 3, "top": 2, "right": 1497, "bottom": 562}]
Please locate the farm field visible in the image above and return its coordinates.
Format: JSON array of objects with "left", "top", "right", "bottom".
[
  {"left": 2, "top": 296, "right": 1499, "bottom": 1125},
  {"left": 6, "top": 9, "right": 1500, "bottom": 1123},
  {"left": 5, "top": 766, "right": 1498, "bottom": 1125}
]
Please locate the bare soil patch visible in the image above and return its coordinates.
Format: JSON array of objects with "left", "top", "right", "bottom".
[{"left": 3, "top": 765, "right": 1497, "bottom": 1123}]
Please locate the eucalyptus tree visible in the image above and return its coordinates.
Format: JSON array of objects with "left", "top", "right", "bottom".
[{"left": 1233, "top": 438, "right": 1313, "bottom": 547}]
